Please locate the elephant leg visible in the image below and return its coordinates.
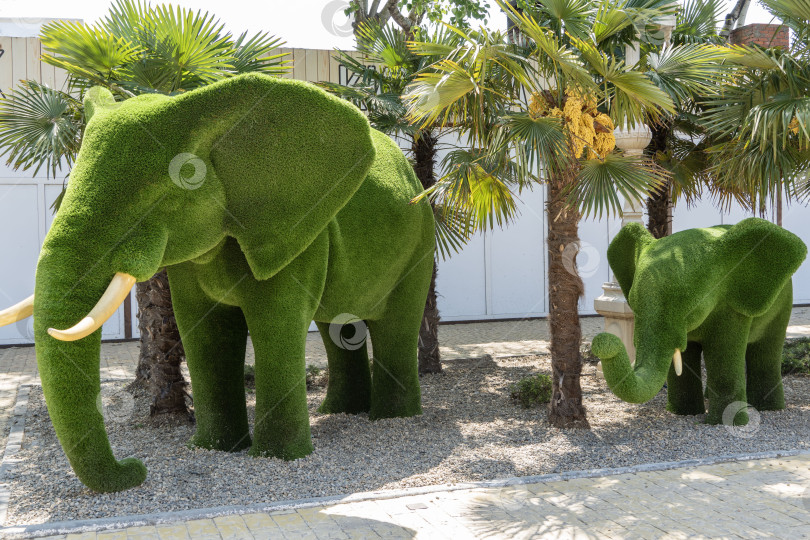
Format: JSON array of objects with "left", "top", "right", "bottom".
[
  {"left": 746, "top": 337, "right": 786, "bottom": 411},
  {"left": 315, "top": 321, "right": 371, "bottom": 414},
  {"left": 746, "top": 293, "right": 791, "bottom": 411},
  {"left": 366, "top": 253, "right": 431, "bottom": 420},
  {"left": 167, "top": 265, "right": 251, "bottom": 452},
  {"left": 702, "top": 313, "right": 752, "bottom": 425},
  {"left": 666, "top": 341, "right": 705, "bottom": 416},
  {"left": 243, "top": 308, "right": 313, "bottom": 459},
  {"left": 240, "top": 237, "right": 327, "bottom": 460}
]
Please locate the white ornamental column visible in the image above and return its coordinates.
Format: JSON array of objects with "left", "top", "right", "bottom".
[{"left": 593, "top": 123, "right": 652, "bottom": 365}]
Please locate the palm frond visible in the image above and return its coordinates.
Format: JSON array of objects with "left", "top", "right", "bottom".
[
  {"left": 568, "top": 153, "right": 669, "bottom": 218},
  {"left": 145, "top": 4, "right": 233, "bottom": 89},
  {"left": 420, "top": 146, "right": 523, "bottom": 233},
  {"left": 704, "top": 136, "right": 810, "bottom": 209},
  {"left": 502, "top": 112, "right": 571, "bottom": 173},
  {"left": 229, "top": 32, "right": 289, "bottom": 75},
  {"left": 593, "top": 1, "right": 638, "bottom": 45},
  {"left": 500, "top": 1, "right": 596, "bottom": 94},
  {"left": 0, "top": 81, "right": 82, "bottom": 178},
  {"left": 522, "top": 0, "right": 596, "bottom": 42},
  {"left": 355, "top": 22, "right": 412, "bottom": 69},
  {"left": 761, "top": 0, "right": 810, "bottom": 25},
  {"left": 654, "top": 131, "right": 709, "bottom": 204},
  {"left": 572, "top": 36, "right": 675, "bottom": 125},
  {"left": 747, "top": 93, "right": 810, "bottom": 152},
  {"left": 40, "top": 20, "right": 142, "bottom": 87},
  {"left": 432, "top": 203, "right": 475, "bottom": 260},
  {"left": 643, "top": 43, "right": 730, "bottom": 109},
  {"left": 674, "top": 0, "right": 724, "bottom": 44}
]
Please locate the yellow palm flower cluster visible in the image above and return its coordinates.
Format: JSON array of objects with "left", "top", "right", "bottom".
[
  {"left": 789, "top": 117, "right": 800, "bottom": 135},
  {"left": 529, "top": 88, "right": 615, "bottom": 159}
]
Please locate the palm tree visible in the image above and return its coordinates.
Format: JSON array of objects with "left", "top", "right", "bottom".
[
  {"left": 0, "top": 0, "right": 287, "bottom": 416},
  {"left": 405, "top": 0, "right": 679, "bottom": 427},
  {"left": 643, "top": 0, "right": 729, "bottom": 238},
  {"left": 702, "top": 0, "right": 810, "bottom": 218},
  {"left": 320, "top": 23, "right": 469, "bottom": 374}
]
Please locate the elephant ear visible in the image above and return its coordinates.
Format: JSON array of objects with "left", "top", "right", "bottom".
[
  {"left": 168, "top": 74, "right": 376, "bottom": 280},
  {"left": 83, "top": 87, "right": 121, "bottom": 122},
  {"left": 607, "top": 222, "right": 657, "bottom": 297},
  {"left": 719, "top": 217, "right": 807, "bottom": 317}
]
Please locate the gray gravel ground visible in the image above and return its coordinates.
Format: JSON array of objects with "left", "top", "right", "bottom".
[{"left": 6, "top": 355, "right": 810, "bottom": 526}]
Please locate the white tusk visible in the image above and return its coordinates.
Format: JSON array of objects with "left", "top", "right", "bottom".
[
  {"left": 673, "top": 349, "right": 683, "bottom": 376},
  {"left": 0, "top": 294, "right": 34, "bottom": 327},
  {"left": 48, "top": 273, "right": 136, "bottom": 342}
]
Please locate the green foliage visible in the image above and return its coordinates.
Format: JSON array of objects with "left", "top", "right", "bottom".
[
  {"left": 306, "top": 365, "right": 329, "bottom": 389},
  {"left": 673, "top": 0, "right": 725, "bottom": 45},
  {"left": 346, "top": 0, "right": 490, "bottom": 30},
  {"left": 627, "top": 0, "right": 729, "bottom": 213},
  {"left": 0, "top": 81, "right": 83, "bottom": 178},
  {"left": 404, "top": 0, "right": 681, "bottom": 230},
  {"left": 701, "top": 0, "right": 810, "bottom": 209},
  {"left": 783, "top": 338, "right": 810, "bottom": 375},
  {"left": 592, "top": 219, "right": 806, "bottom": 425},
  {"left": 244, "top": 364, "right": 255, "bottom": 388},
  {"left": 0, "top": 0, "right": 287, "bottom": 190},
  {"left": 509, "top": 373, "right": 553, "bottom": 408},
  {"left": 568, "top": 154, "right": 669, "bottom": 219},
  {"left": 40, "top": 0, "right": 287, "bottom": 95}
]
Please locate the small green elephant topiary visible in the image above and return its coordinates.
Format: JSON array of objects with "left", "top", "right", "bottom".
[
  {"left": 0, "top": 73, "right": 434, "bottom": 492},
  {"left": 592, "top": 218, "right": 807, "bottom": 426}
]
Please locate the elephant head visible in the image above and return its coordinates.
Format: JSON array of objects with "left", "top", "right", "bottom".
[
  {"left": 592, "top": 218, "right": 807, "bottom": 404},
  {"left": 0, "top": 74, "right": 376, "bottom": 491}
]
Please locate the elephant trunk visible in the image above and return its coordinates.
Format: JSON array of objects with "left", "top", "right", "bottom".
[
  {"left": 592, "top": 332, "right": 677, "bottom": 403},
  {"left": 32, "top": 229, "right": 149, "bottom": 492}
]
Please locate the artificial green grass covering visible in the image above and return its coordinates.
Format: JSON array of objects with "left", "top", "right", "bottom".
[
  {"left": 592, "top": 218, "right": 806, "bottom": 426},
  {"left": 33, "top": 73, "right": 434, "bottom": 492}
]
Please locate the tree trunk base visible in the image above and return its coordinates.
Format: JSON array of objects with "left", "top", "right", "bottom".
[
  {"left": 647, "top": 185, "right": 671, "bottom": 239},
  {"left": 414, "top": 132, "right": 442, "bottom": 375},
  {"left": 646, "top": 123, "right": 671, "bottom": 239},
  {"left": 133, "top": 270, "right": 192, "bottom": 420},
  {"left": 548, "top": 391, "right": 590, "bottom": 429},
  {"left": 418, "top": 261, "right": 442, "bottom": 375},
  {"left": 546, "top": 162, "right": 590, "bottom": 429}
]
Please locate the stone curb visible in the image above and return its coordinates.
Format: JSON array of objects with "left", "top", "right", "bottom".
[
  {"left": 3, "top": 447, "right": 807, "bottom": 538},
  {"left": 0, "top": 384, "right": 30, "bottom": 529}
]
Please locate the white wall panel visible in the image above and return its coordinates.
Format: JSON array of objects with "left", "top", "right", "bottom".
[
  {"left": 783, "top": 201, "right": 810, "bottom": 304},
  {"left": 489, "top": 188, "right": 546, "bottom": 317},
  {"left": 436, "top": 232, "right": 488, "bottom": 320},
  {"left": 0, "top": 183, "right": 40, "bottom": 343},
  {"left": 672, "top": 199, "right": 724, "bottom": 232}
]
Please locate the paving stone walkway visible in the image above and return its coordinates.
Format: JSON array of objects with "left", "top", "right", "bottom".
[{"left": 32, "top": 452, "right": 810, "bottom": 539}]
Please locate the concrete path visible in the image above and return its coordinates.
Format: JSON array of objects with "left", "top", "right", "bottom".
[{"left": 31, "top": 452, "right": 810, "bottom": 539}]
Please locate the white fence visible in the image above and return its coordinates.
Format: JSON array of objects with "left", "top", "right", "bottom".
[{"left": 0, "top": 33, "right": 808, "bottom": 344}]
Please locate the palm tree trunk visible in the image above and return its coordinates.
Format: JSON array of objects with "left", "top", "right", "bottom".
[
  {"left": 547, "top": 163, "right": 589, "bottom": 428},
  {"left": 412, "top": 130, "right": 442, "bottom": 374},
  {"left": 131, "top": 269, "right": 190, "bottom": 417},
  {"left": 646, "top": 123, "right": 671, "bottom": 239}
]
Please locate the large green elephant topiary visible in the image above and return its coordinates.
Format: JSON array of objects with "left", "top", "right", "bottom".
[
  {"left": 0, "top": 74, "right": 434, "bottom": 492},
  {"left": 592, "top": 218, "right": 806, "bottom": 425}
]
